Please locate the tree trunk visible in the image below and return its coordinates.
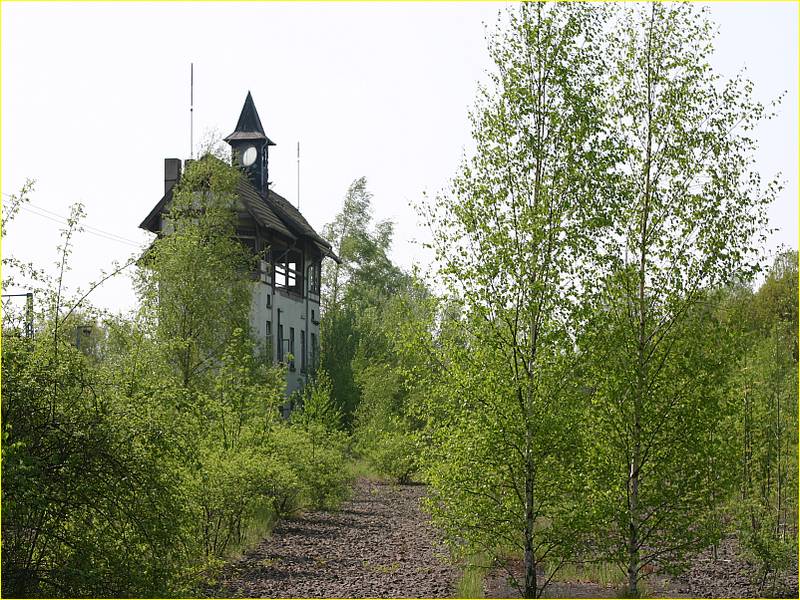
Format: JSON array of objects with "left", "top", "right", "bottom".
[
  {"left": 627, "top": 415, "right": 642, "bottom": 597},
  {"left": 627, "top": 7, "right": 657, "bottom": 597},
  {"left": 524, "top": 436, "right": 538, "bottom": 598}
]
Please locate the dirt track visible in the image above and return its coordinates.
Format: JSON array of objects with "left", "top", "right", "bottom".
[
  {"left": 212, "top": 478, "right": 457, "bottom": 598},
  {"left": 210, "top": 479, "right": 797, "bottom": 599}
]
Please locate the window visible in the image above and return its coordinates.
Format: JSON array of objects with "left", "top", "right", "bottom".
[
  {"left": 277, "top": 324, "right": 284, "bottom": 362},
  {"left": 300, "top": 329, "right": 306, "bottom": 373},
  {"left": 311, "top": 309, "right": 317, "bottom": 324},
  {"left": 289, "top": 327, "right": 295, "bottom": 371},
  {"left": 308, "top": 262, "right": 321, "bottom": 295},
  {"left": 273, "top": 248, "right": 303, "bottom": 294},
  {"left": 265, "top": 320, "right": 272, "bottom": 361},
  {"left": 310, "top": 332, "right": 318, "bottom": 371},
  {"left": 266, "top": 294, "right": 271, "bottom": 308}
]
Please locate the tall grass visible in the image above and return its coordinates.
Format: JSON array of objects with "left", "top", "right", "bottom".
[
  {"left": 346, "top": 456, "right": 384, "bottom": 481},
  {"left": 548, "top": 561, "right": 625, "bottom": 586},
  {"left": 456, "top": 553, "right": 491, "bottom": 598}
]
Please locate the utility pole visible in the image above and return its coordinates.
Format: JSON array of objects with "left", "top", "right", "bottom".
[{"left": 2, "top": 292, "right": 34, "bottom": 338}]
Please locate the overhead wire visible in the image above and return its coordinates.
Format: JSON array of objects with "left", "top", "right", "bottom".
[
  {"left": 20, "top": 206, "right": 142, "bottom": 248},
  {"left": 2, "top": 192, "right": 144, "bottom": 248}
]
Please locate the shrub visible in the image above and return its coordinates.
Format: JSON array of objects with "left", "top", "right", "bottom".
[
  {"left": 358, "top": 417, "right": 419, "bottom": 484},
  {"left": 1, "top": 335, "right": 190, "bottom": 597},
  {"left": 737, "top": 501, "right": 797, "bottom": 594},
  {"left": 267, "top": 423, "right": 350, "bottom": 510}
]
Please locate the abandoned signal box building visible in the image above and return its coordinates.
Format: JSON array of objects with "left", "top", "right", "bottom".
[{"left": 140, "top": 92, "right": 339, "bottom": 398}]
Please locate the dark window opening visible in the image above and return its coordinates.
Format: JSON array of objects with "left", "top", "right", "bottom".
[
  {"left": 273, "top": 248, "right": 303, "bottom": 295},
  {"left": 278, "top": 324, "right": 284, "bottom": 362},
  {"left": 289, "top": 327, "right": 296, "bottom": 371},
  {"left": 308, "top": 262, "right": 321, "bottom": 295},
  {"left": 310, "top": 332, "right": 318, "bottom": 371},
  {"left": 300, "top": 329, "right": 306, "bottom": 373},
  {"left": 265, "top": 320, "right": 272, "bottom": 362}
]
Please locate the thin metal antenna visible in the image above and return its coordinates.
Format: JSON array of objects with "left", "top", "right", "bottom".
[
  {"left": 190, "top": 63, "right": 194, "bottom": 159},
  {"left": 297, "top": 141, "right": 300, "bottom": 209}
]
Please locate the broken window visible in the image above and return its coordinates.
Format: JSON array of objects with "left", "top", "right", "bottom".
[{"left": 273, "top": 248, "right": 303, "bottom": 294}]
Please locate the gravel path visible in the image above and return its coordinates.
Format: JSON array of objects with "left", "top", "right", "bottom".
[
  {"left": 212, "top": 478, "right": 458, "bottom": 598},
  {"left": 670, "top": 536, "right": 798, "bottom": 598},
  {"left": 483, "top": 536, "right": 798, "bottom": 599}
]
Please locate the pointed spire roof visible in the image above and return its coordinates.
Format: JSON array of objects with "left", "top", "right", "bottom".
[{"left": 224, "top": 91, "right": 275, "bottom": 145}]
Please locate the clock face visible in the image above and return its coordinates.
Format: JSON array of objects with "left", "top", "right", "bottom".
[{"left": 242, "top": 146, "right": 257, "bottom": 167}]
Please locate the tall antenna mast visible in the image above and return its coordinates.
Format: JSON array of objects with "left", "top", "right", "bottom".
[
  {"left": 190, "top": 63, "right": 194, "bottom": 159},
  {"left": 297, "top": 141, "right": 300, "bottom": 209}
]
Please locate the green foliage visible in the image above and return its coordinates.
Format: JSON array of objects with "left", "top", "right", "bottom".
[
  {"left": 136, "top": 155, "right": 253, "bottom": 391},
  {"left": 414, "top": 3, "right": 610, "bottom": 596},
  {"left": 296, "top": 368, "right": 342, "bottom": 432},
  {"left": 581, "top": 287, "right": 740, "bottom": 581},
  {"left": 190, "top": 447, "right": 300, "bottom": 557},
  {"left": 420, "top": 319, "right": 591, "bottom": 597},
  {"left": 1, "top": 157, "right": 351, "bottom": 597},
  {"left": 319, "top": 177, "right": 408, "bottom": 427},
  {"left": 351, "top": 277, "right": 434, "bottom": 484},
  {"left": 408, "top": 3, "right": 786, "bottom": 598},
  {"left": 1, "top": 326, "right": 191, "bottom": 597},
  {"left": 577, "top": 3, "right": 778, "bottom": 594},
  {"left": 456, "top": 554, "right": 490, "bottom": 598},
  {"left": 2, "top": 7, "right": 793, "bottom": 598},
  {"left": 737, "top": 500, "right": 795, "bottom": 593},
  {"left": 266, "top": 423, "right": 349, "bottom": 511},
  {"left": 357, "top": 415, "right": 419, "bottom": 485},
  {"left": 728, "top": 251, "right": 798, "bottom": 593}
]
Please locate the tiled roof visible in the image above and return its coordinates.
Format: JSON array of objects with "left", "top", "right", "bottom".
[
  {"left": 140, "top": 159, "right": 339, "bottom": 263},
  {"left": 238, "top": 180, "right": 295, "bottom": 240},
  {"left": 266, "top": 189, "right": 332, "bottom": 250},
  {"left": 258, "top": 183, "right": 340, "bottom": 263}
]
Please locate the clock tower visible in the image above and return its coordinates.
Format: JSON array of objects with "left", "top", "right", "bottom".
[
  {"left": 141, "top": 90, "right": 342, "bottom": 402},
  {"left": 224, "top": 91, "right": 275, "bottom": 194}
]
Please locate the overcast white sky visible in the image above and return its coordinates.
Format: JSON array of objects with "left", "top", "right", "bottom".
[{"left": 2, "top": 2, "right": 797, "bottom": 315}]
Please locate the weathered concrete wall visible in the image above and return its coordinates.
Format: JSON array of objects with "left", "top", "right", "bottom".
[{"left": 248, "top": 261, "right": 320, "bottom": 401}]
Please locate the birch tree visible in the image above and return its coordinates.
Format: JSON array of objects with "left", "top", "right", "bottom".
[
  {"left": 582, "top": 4, "right": 778, "bottom": 595},
  {"left": 320, "top": 177, "right": 405, "bottom": 426},
  {"left": 417, "top": 3, "right": 611, "bottom": 596},
  {"left": 732, "top": 250, "right": 798, "bottom": 594}
]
